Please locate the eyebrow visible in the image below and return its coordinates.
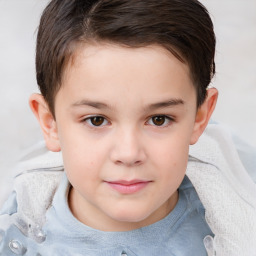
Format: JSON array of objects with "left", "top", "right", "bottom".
[
  {"left": 71, "top": 98, "right": 184, "bottom": 110},
  {"left": 71, "top": 100, "right": 111, "bottom": 109},
  {"left": 146, "top": 98, "right": 185, "bottom": 111}
]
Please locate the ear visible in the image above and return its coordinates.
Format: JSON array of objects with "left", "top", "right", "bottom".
[
  {"left": 29, "top": 93, "right": 61, "bottom": 152},
  {"left": 190, "top": 88, "right": 218, "bottom": 145}
]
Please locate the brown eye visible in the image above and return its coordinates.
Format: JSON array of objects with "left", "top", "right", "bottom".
[
  {"left": 152, "top": 116, "right": 166, "bottom": 126},
  {"left": 147, "top": 115, "right": 172, "bottom": 127},
  {"left": 88, "top": 116, "right": 106, "bottom": 126}
]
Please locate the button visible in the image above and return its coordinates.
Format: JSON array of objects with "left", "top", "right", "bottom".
[
  {"left": 8, "top": 240, "right": 27, "bottom": 255},
  {"left": 33, "top": 225, "right": 46, "bottom": 243},
  {"left": 203, "top": 235, "right": 215, "bottom": 255}
]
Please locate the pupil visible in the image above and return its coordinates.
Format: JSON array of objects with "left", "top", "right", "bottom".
[
  {"left": 91, "top": 117, "right": 104, "bottom": 126},
  {"left": 153, "top": 116, "right": 165, "bottom": 126}
]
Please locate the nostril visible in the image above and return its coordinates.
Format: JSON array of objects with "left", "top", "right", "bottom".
[
  {"left": 134, "top": 160, "right": 143, "bottom": 166},
  {"left": 115, "top": 159, "right": 142, "bottom": 167},
  {"left": 115, "top": 160, "right": 123, "bottom": 165}
]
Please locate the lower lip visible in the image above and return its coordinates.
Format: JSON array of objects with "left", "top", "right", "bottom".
[{"left": 106, "top": 182, "right": 150, "bottom": 194}]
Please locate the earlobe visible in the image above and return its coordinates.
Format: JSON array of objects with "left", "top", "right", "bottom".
[
  {"left": 29, "top": 93, "right": 61, "bottom": 152},
  {"left": 190, "top": 88, "right": 218, "bottom": 145}
]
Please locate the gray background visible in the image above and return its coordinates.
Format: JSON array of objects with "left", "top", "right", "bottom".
[{"left": 0, "top": 0, "right": 256, "bottom": 205}]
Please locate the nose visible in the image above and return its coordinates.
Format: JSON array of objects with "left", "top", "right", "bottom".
[{"left": 110, "top": 127, "right": 146, "bottom": 167}]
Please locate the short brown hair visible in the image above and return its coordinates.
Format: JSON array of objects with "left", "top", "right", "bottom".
[{"left": 36, "top": 0, "right": 215, "bottom": 115}]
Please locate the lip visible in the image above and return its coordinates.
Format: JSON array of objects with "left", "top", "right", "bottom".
[{"left": 105, "top": 180, "right": 151, "bottom": 194}]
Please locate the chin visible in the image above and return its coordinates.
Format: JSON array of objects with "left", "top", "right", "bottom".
[{"left": 110, "top": 209, "right": 151, "bottom": 224}]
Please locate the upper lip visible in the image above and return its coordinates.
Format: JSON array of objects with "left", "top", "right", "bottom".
[{"left": 106, "top": 180, "right": 151, "bottom": 185}]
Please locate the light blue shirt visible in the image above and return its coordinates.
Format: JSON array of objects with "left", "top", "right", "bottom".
[{"left": 0, "top": 174, "right": 213, "bottom": 255}]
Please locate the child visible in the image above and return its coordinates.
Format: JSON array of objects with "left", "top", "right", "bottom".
[{"left": 0, "top": 0, "right": 255, "bottom": 255}]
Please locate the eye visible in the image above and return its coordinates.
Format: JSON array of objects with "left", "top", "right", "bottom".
[
  {"left": 147, "top": 115, "right": 172, "bottom": 127},
  {"left": 84, "top": 116, "right": 109, "bottom": 127}
]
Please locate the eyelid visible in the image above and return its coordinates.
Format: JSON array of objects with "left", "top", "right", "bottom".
[
  {"left": 80, "top": 114, "right": 174, "bottom": 128},
  {"left": 146, "top": 115, "right": 174, "bottom": 127},
  {"left": 82, "top": 115, "right": 110, "bottom": 127}
]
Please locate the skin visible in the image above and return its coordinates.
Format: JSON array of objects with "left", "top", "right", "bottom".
[{"left": 30, "top": 44, "right": 218, "bottom": 232}]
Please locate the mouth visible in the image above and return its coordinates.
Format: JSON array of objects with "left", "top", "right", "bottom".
[{"left": 105, "top": 180, "right": 152, "bottom": 194}]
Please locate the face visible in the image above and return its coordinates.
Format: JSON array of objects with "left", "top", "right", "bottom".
[{"left": 51, "top": 44, "right": 202, "bottom": 231}]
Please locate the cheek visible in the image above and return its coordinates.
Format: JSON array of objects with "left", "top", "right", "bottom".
[
  {"left": 151, "top": 135, "right": 190, "bottom": 166},
  {"left": 148, "top": 134, "right": 190, "bottom": 188},
  {"left": 63, "top": 149, "right": 100, "bottom": 198},
  {"left": 59, "top": 133, "right": 105, "bottom": 182},
  {"left": 59, "top": 123, "right": 107, "bottom": 162},
  {"left": 62, "top": 147, "right": 102, "bottom": 175}
]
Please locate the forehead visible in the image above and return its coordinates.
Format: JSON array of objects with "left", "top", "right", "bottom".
[
  {"left": 67, "top": 43, "right": 191, "bottom": 80},
  {"left": 58, "top": 43, "right": 195, "bottom": 107}
]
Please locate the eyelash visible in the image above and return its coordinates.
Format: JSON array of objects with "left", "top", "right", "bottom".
[
  {"left": 82, "top": 115, "right": 174, "bottom": 128},
  {"left": 146, "top": 115, "right": 174, "bottom": 127},
  {"left": 83, "top": 116, "right": 110, "bottom": 127}
]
